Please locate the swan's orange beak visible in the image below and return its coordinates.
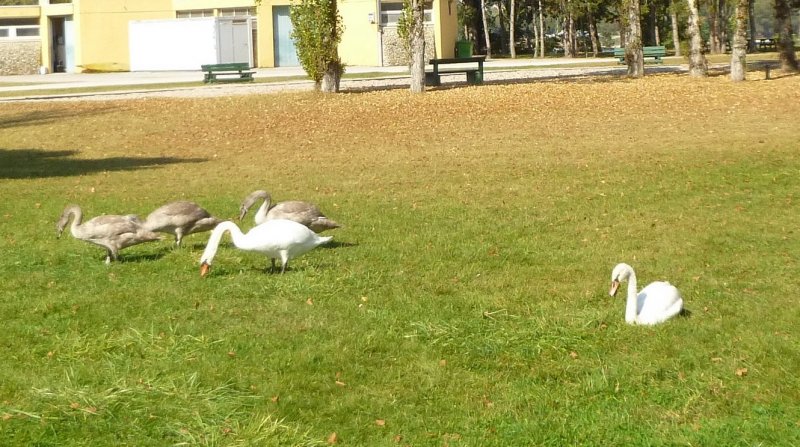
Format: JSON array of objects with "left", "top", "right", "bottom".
[
  {"left": 609, "top": 280, "right": 620, "bottom": 297},
  {"left": 200, "top": 261, "right": 211, "bottom": 277}
]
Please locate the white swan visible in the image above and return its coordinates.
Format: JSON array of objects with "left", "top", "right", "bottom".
[
  {"left": 609, "top": 263, "right": 684, "bottom": 325},
  {"left": 144, "top": 201, "right": 222, "bottom": 247},
  {"left": 56, "top": 204, "right": 161, "bottom": 264},
  {"left": 199, "top": 219, "right": 333, "bottom": 276},
  {"left": 239, "top": 190, "right": 340, "bottom": 233}
]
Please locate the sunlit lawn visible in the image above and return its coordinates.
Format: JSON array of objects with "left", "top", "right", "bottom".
[{"left": 0, "top": 70, "right": 798, "bottom": 446}]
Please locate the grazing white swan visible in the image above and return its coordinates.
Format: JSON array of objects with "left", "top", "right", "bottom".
[
  {"left": 199, "top": 219, "right": 333, "bottom": 276},
  {"left": 239, "top": 190, "right": 340, "bottom": 233},
  {"left": 609, "top": 263, "right": 684, "bottom": 325},
  {"left": 56, "top": 204, "right": 161, "bottom": 264},
  {"left": 144, "top": 201, "right": 222, "bottom": 247}
]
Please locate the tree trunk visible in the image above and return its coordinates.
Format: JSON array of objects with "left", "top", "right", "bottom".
[
  {"left": 409, "top": 0, "right": 426, "bottom": 93},
  {"left": 588, "top": 9, "right": 600, "bottom": 56},
  {"left": 564, "top": 11, "right": 577, "bottom": 57},
  {"left": 686, "top": 0, "right": 708, "bottom": 76},
  {"left": 775, "top": 0, "right": 799, "bottom": 71},
  {"left": 538, "top": 0, "right": 545, "bottom": 58},
  {"left": 710, "top": 0, "right": 722, "bottom": 53},
  {"left": 730, "top": 0, "right": 748, "bottom": 81},
  {"left": 509, "top": 0, "right": 516, "bottom": 58},
  {"left": 321, "top": 61, "right": 342, "bottom": 92},
  {"left": 670, "top": 0, "right": 681, "bottom": 56},
  {"left": 481, "top": 0, "right": 493, "bottom": 58},
  {"left": 747, "top": 0, "right": 757, "bottom": 52},
  {"left": 625, "top": 0, "right": 644, "bottom": 77}
]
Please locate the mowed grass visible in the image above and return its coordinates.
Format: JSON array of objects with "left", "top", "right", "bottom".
[{"left": 0, "top": 71, "right": 799, "bottom": 446}]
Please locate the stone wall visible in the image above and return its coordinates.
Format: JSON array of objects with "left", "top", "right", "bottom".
[
  {"left": 0, "top": 40, "right": 41, "bottom": 75},
  {"left": 381, "top": 25, "right": 436, "bottom": 66}
]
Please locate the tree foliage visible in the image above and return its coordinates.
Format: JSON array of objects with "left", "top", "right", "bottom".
[{"left": 289, "top": 0, "right": 345, "bottom": 91}]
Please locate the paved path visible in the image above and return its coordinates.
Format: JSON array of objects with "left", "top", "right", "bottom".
[{"left": 0, "top": 57, "right": 685, "bottom": 101}]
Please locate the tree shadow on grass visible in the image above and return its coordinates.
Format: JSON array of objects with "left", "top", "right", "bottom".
[
  {"left": 0, "top": 108, "right": 113, "bottom": 130},
  {"left": 0, "top": 148, "right": 207, "bottom": 179}
]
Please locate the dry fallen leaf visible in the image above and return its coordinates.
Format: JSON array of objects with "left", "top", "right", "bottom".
[
  {"left": 375, "top": 419, "right": 386, "bottom": 426},
  {"left": 327, "top": 432, "right": 338, "bottom": 444},
  {"left": 569, "top": 351, "right": 579, "bottom": 360},
  {"left": 735, "top": 367, "right": 748, "bottom": 377}
]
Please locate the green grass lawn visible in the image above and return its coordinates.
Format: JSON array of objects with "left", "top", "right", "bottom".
[{"left": 0, "top": 72, "right": 799, "bottom": 446}]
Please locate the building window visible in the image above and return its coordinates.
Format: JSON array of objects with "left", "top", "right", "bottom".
[
  {"left": 219, "top": 7, "right": 255, "bottom": 17},
  {"left": 380, "top": 1, "right": 432, "bottom": 26},
  {"left": 176, "top": 9, "right": 214, "bottom": 19},
  {"left": 0, "top": 19, "right": 39, "bottom": 40}
]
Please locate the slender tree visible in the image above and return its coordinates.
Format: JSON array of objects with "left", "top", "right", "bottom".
[
  {"left": 775, "top": 0, "right": 799, "bottom": 71},
  {"left": 538, "top": 0, "right": 545, "bottom": 57},
  {"left": 624, "top": 0, "right": 644, "bottom": 76},
  {"left": 730, "top": 0, "right": 748, "bottom": 80},
  {"left": 510, "top": 0, "right": 517, "bottom": 57},
  {"left": 686, "top": 0, "right": 708, "bottom": 76},
  {"left": 747, "top": 0, "right": 757, "bottom": 52},
  {"left": 481, "top": 0, "right": 494, "bottom": 58},
  {"left": 669, "top": 0, "right": 681, "bottom": 56}
]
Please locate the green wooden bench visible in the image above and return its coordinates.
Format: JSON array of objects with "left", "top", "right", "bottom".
[
  {"left": 613, "top": 46, "right": 666, "bottom": 64},
  {"left": 201, "top": 63, "right": 255, "bottom": 83},
  {"left": 425, "top": 56, "right": 486, "bottom": 87}
]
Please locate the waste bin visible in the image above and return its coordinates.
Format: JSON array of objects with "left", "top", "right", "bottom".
[{"left": 455, "top": 40, "right": 473, "bottom": 58}]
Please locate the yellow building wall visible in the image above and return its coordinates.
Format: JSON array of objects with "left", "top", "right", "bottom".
[
  {"left": 0, "top": 6, "right": 39, "bottom": 19},
  {"left": 173, "top": 0, "right": 256, "bottom": 12},
  {"left": 254, "top": 0, "right": 285, "bottom": 68},
  {"left": 338, "top": 0, "right": 380, "bottom": 66},
  {"left": 72, "top": 0, "right": 174, "bottom": 71},
  {"left": 433, "top": 0, "right": 457, "bottom": 58}
]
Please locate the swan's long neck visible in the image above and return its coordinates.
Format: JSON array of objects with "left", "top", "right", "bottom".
[
  {"left": 625, "top": 268, "right": 639, "bottom": 324},
  {"left": 254, "top": 195, "right": 272, "bottom": 225},
  {"left": 66, "top": 205, "right": 83, "bottom": 236},
  {"left": 200, "top": 221, "right": 245, "bottom": 265}
]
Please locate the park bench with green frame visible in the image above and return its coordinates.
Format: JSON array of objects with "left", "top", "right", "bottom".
[
  {"left": 425, "top": 56, "right": 486, "bottom": 87},
  {"left": 201, "top": 63, "right": 255, "bottom": 83},
  {"left": 613, "top": 46, "right": 666, "bottom": 64}
]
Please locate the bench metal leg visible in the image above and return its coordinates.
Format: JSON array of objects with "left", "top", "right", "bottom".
[
  {"left": 466, "top": 71, "right": 483, "bottom": 85},
  {"left": 425, "top": 72, "right": 441, "bottom": 86}
]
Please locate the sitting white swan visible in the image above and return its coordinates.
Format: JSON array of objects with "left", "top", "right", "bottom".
[
  {"left": 239, "top": 190, "right": 340, "bottom": 233},
  {"left": 144, "top": 201, "right": 222, "bottom": 247},
  {"left": 56, "top": 204, "right": 161, "bottom": 264},
  {"left": 200, "top": 219, "right": 333, "bottom": 276},
  {"left": 609, "top": 263, "right": 684, "bottom": 325}
]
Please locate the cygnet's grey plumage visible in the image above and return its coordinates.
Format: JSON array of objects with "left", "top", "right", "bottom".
[
  {"left": 144, "top": 201, "right": 223, "bottom": 247},
  {"left": 56, "top": 204, "right": 161, "bottom": 264},
  {"left": 238, "top": 190, "right": 340, "bottom": 233}
]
